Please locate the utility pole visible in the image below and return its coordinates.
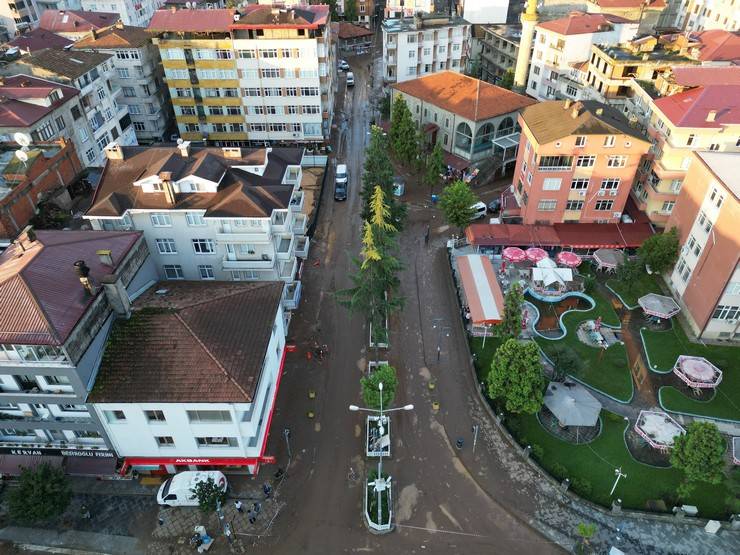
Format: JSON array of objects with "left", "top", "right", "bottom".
[{"left": 610, "top": 467, "right": 627, "bottom": 496}]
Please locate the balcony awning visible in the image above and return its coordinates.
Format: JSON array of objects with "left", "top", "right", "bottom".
[{"left": 492, "top": 133, "right": 520, "bottom": 150}]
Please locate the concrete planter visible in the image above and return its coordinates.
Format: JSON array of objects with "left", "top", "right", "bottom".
[
  {"left": 367, "top": 360, "right": 389, "bottom": 376},
  {"left": 364, "top": 473, "right": 393, "bottom": 533}
]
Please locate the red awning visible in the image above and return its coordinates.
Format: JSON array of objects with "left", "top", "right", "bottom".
[
  {"left": 444, "top": 151, "right": 470, "bottom": 171},
  {"left": 423, "top": 122, "right": 439, "bottom": 133},
  {"left": 466, "top": 223, "right": 653, "bottom": 249},
  {"left": 457, "top": 255, "right": 505, "bottom": 325},
  {"left": 0, "top": 455, "right": 62, "bottom": 476}
]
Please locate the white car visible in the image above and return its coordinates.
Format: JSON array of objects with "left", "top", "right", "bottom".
[
  {"left": 346, "top": 72, "right": 355, "bottom": 87},
  {"left": 470, "top": 201, "right": 487, "bottom": 220},
  {"left": 338, "top": 60, "right": 350, "bottom": 71},
  {"left": 157, "top": 471, "right": 227, "bottom": 507}
]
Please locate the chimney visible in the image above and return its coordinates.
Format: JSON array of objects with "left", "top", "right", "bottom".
[
  {"left": 571, "top": 104, "right": 581, "bottom": 119},
  {"left": 159, "top": 175, "right": 176, "bottom": 206},
  {"left": 100, "top": 274, "right": 131, "bottom": 318},
  {"left": 104, "top": 142, "right": 124, "bottom": 160},
  {"left": 706, "top": 110, "right": 717, "bottom": 122},
  {"left": 90, "top": 28, "right": 97, "bottom": 39},
  {"left": 564, "top": 99, "right": 572, "bottom": 109},
  {"left": 221, "top": 146, "right": 242, "bottom": 158},
  {"left": 115, "top": 20, "right": 124, "bottom": 30},
  {"left": 170, "top": 6, "right": 177, "bottom": 13},
  {"left": 73, "top": 260, "right": 96, "bottom": 296},
  {"left": 177, "top": 140, "right": 190, "bottom": 158},
  {"left": 96, "top": 249, "right": 114, "bottom": 267},
  {"left": 596, "top": 107, "right": 604, "bottom": 115},
  {"left": 21, "top": 225, "right": 36, "bottom": 244}
]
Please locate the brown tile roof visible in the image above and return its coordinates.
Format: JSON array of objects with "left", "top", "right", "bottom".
[
  {"left": 20, "top": 48, "right": 112, "bottom": 80},
  {"left": 86, "top": 146, "right": 303, "bottom": 218},
  {"left": 392, "top": 71, "right": 536, "bottom": 122},
  {"left": 235, "top": 4, "right": 329, "bottom": 28},
  {"left": 8, "top": 29, "right": 73, "bottom": 53},
  {"left": 39, "top": 10, "right": 120, "bottom": 33},
  {"left": 0, "top": 230, "right": 142, "bottom": 345},
  {"left": 538, "top": 12, "right": 634, "bottom": 36},
  {"left": 73, "top": 24, "right": 153, "bottom": 49},
  {"left": 88, "top": 281, "right": 284, "bottom": 403},
  {"left": 337, "top": 22, "right": 373, "bottom": 39},
  {"left": 148, "top": 8, "right": 237, "bottom": 32},
  {"left": 589, "top": 0, "right": 665, "bottom": 7},
  {"left": 0, "top": 75, "right": 79, "bottom": 127},
  {"left": 690, "top": 30, "right": 740, "bottom": 62},
  {"left": 521, "top": 100, "right": 648, "bottom": 144}
]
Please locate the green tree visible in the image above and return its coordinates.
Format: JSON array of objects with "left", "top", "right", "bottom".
[
  {"left": 671, "top": 421, "right": 726, "bottom": 486},
  {"left": 439, "top": 180, "right": 478, "bottom": 233},
  {"left": 424, "top": 142, "right": 445, "bottom": 194},
  {"left": 344, "top": 0, "right": 357, "bottom": 22},
  {"left": 487, "top": 339, "right": 544, "bottom": 414},
  {"left": 495, "top": 283, "right": 524, "bottom": 340},
  {"left": 361, "top": 126, "right": 406, "bottom": 227},
  {"left": 191, "top": 476, "right": 227, "bottom": 513},
  {"left": 8, "top": 463, "right": 71, "bottom": 523},
  {"left": 575, "top": 522, "right": 597, "bottom": 554},
  {"left": 616, "top": 258, "right": 643, "bottom": 292},
  {"left": 547, "top": 344, "right": 583, "bottom": 381},
  {"left": 380, "top": 93, "right": 391, "bottom": 120},
  {"left": 498, "top": 69, "right": 515, "bottom": 90},
  {"left": 390, "top": 94, "right": 419, "bottom": 165},
  {"left": 361, "top": 364, "right": 398, "bottom": 409},
  {"left": 638, "top": 227, "right": 679, "bottom": 274},
  {"left": 465, "top": 55, "right": 482, "bottom": 79}
]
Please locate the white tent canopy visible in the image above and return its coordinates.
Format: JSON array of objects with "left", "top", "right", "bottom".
[
  {"left": 543, "top": 382, "right": 602, "bottom": 427},
  {"left": 532, "top": 267, "right": 573, "bottom": 287}
]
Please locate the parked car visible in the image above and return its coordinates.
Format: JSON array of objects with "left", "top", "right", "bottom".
[
  {"left": 346, "top": 72, "right": 355, "bottom": 86},
  {"left": 157, "top": 471, "right": 227, "bottom": 507},
  {"left": 338, "top": 60, "right": 350, "bottom": 71},
  {"left": 487, "top": 199, "right": 501, "bottom": 213},
  {"left": 470, "top": 202, "right": 487, "bottom": 220},
  {"left": 335, "top": 164, "right": 349, "bottom": 201}
]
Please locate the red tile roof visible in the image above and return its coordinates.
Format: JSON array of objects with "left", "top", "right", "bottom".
[
  {"left": 689, "top": 30, "right": 740, "bottom": 62},
  {"left": 671, "top": 66, "right": 740, "bottom": 87},
  {"left": 7, "top": 28, "right": 73, "bottom": 53},
  {"left": 337, "top": 22, "right": 373, "bottom": 39},
  {"left": 0, "top": 75, "right": 80, "bottom": 127},
  {"left": 537, "top": 12, "right": 634, "bottom": 36},
  {"left": 654, "top": 85, "right": 740, "bottom": 128},
  {"left": 588, "top": 0, "right": 665, "bottom": 8},
  {"left": 392, "top": 71, "right": 536, "bottom": 122},
  {"left": 148, "top": 8, "right": 236, "bottom": 32},
  {"left": 73, "top": 24, "right": 153, "bottom": 49},
  {"left": 0, "top": 230, "right": 142, "bottom": 345},
  {"left": 88, "top": 281, "right": 284, "bottom": 403},
  {"left": 234, "top": 4, "right": 329, "bottom": 28},
  {"left": 38, "top": 10, "right": 119, "bottom": 33},
  {"left": 465, "top": 222, "right": 653, "bottom": 248}
]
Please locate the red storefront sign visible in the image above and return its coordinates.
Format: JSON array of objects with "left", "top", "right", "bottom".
[{"left": 125, "top": 456, "right": 266, "bottom": 467}]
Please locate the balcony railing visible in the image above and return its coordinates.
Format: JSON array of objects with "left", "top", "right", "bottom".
[
  {"left": 295, "top": 236, "right": 309, "bottom": 258},
  {"left": 282, "top": 282, "right": 302, "bottom": 310},
  {"left": 289, "top": 190, "right": 304, "bottom": 212},
  {"left": 279, "top": 259, "right": 297, "bottom": 281},
  {"left": 222, "top": 255, "right": 275, "bottom": 270},
  {"left": 275, "top": 236, "right": 294, "bottom": 260},
  {"left": 292, "top": 214, "right": 307, "bottom": 234}
]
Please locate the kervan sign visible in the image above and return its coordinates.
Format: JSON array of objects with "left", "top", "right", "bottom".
[{"left": 0, "top": 447, "right": 115, "bottom": 458}]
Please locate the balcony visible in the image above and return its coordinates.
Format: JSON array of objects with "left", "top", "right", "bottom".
[
  {"left": 275, "top": 236, "right": 294, "bottom": 260},
  {"left": 279, "top": 258, "right": 297, "bottom": 281},
  {"left": 289, "top": 190, "right": 305, "bottom": 212},
  {"left": 216, "top": 229, "right": 270, "bottom": 244},
  {"left": 222, "top": 254, "right": 275, "bottom": 270},
  {"left": 295, "top": 236, "right": 309, "bottom": 258},
  {"left": 292, "top": 213, "right": 307, "bottom": 235},
  {"left": 282, "top": 282, "right": 302, "bottom": 310}
]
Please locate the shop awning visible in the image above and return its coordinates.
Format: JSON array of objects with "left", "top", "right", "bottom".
[
  {"left": 0, "top": 455, "right": 63, "bottom": 476},
  {"left": 457, "top": 254, "right": 504, "bottom": 325},
  {"left": 466, "top": 223, "right": 653, "bottom": 249},
  {"left": 444, "top": 151, "right": 470, "bottom": 171}
]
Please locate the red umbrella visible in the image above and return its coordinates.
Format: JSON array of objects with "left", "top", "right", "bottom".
[
  {"left": 525, "top": 247, "right": 548, "bottom": 262},
  {"left": 502, "top": 247, "right": 526, "bottom": 263},
  {"left": 556, "top": 251, "right": 581, "bottom": 268}
]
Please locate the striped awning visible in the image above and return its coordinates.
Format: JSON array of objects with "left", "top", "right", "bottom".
[{"left": 457, "top": 255, "right": 505, "bottom": 325}]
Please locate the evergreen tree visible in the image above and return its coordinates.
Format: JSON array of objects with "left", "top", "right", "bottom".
[
  {"left": 8, "top": 463, "right": 71, "bottom": 523},
  {"left": 361, "top": 126, "right": 406, "bottom": 228},
  {"left": 424, "top": 142, "right": 445, "bottom": 193},
  {"left": 327, "top": 0, "right": 339, "bottom": 20},
  {"left": 495, "top": 283, "right": 524, "bottom": 340},
  {"left": 361, "top": 364, "right": 398, "bottom": 409},
  {"left": 499, "top": 69, "right": 515, "bottom": 90},
  {"left": 344, "top": 0, "right": 357, "bottom": 22},
  {"left": 671, "top": 421, "right": 726, "bottom": 486},
  {"left": 638, "top": 227, "right": 680, "bottom": 274},
  {"left": 439, "top": 179, "right": 478, "bottom": 233},
  {"left": 487, "top": 339, "right": 545, "bottom": 414},
  {"left": 390, "top": 94, "right": 419, "bottom": 165}
]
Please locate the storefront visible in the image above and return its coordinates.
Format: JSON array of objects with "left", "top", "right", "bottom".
[
  {"left": 0, "top": 446, "right": 116, "bottom": 477},
  {"left": 119, "top": 455, "right": 277, "bottom": 476}
]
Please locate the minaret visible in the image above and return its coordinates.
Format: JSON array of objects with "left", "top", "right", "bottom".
[{"left": 513, "top": 0, "right": 538, "bottom": 92}]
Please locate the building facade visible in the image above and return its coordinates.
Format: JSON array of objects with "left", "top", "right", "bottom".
[
  {"left": 459, "top": 0, "right": 509, "bottom": 25},
  {"left": 671, "top": 0, "right": 739, "bottom": 32},
  {"left": 385, "top": 0, "right": 434, "bottom": 19},
  {"left": 382, "top": 13, "right": 470, "bottom": 84},
  {"left": 80, "top": 0, "right": 162, "bottom": 27},
  {"left": 149, "top": 5, "right": 335, "bottom": 146},
  {"left": 584, "top": 0, "right": 666, "bottom": 34},
  {"left": 0, "top": 229, "right": 157, "bottom": 474},
  {"left": 666, "top": 151, "right": 739, "bottom": 342},
  {"left": 511, "top": 100, "right": 650, "bottom": 225},
  {"left": 73, "top": 23, "right": 174, "bottom": 144},
  {"left": 477, "top": 25, "right": 522, "bottom": 85}
]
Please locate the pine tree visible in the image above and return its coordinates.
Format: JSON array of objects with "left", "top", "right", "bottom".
[
  {"left": 499, "top": 69, "right": 515, "bottom": 90},
  {"left": 361, "top": 126, "right": 407, "bottom": 229},
  {"left": 390, "top": 94, "right": 419, "bottom": 165},
  {"left": 424, "top": 142, "right": 445, "bottom": 193},
  {"left": 496, "top": 284, "right": 524, "bottom": 340}
]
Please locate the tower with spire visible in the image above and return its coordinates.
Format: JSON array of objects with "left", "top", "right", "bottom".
[{"left": 513, "top": 0, "right": 538, "bottom": 92}]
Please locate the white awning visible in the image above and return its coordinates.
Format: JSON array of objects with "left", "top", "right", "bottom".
[
  {"left": 532, "top": 267, "right": 573, "bottom": 286},
  {"left": 492, "top": 133, "right": 520, "bottom": 149}
]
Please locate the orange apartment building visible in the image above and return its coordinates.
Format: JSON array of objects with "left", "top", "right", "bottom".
[
  {"left": 666, "top": 151, "right": 740, "bottom": 342},
  {"left": 510, "top": 100, "right": 650, "bottom": 225}
]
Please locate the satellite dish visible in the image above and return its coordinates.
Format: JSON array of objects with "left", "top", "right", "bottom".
[
  {"left": 185, "top": 1, "right": 192, "bottom": 8},
  {"left": 13, "top": 132, "right": 31, "bottom": 147},
  {"left": 176, "top": 138, "right": 184, "bottom": 145},
  {"left": 15, "top": 150, "right": 29, "bottom": 163}
]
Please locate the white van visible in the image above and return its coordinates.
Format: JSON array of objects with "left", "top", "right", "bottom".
[
  {"left": 470, "top": 201, "right": 487, "bottom": 220},
  {"left": 157, "top": 471, "right": 228, "bottom": 507}
]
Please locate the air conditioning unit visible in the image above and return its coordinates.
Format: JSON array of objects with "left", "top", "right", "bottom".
[
  {"left": 597, "top": 190, "right": 606, "bottom": 196},
  {"left": 609, "top": 190, "right": 618, "bottom": 196},
  {"left": 613, "top": 212, "right": 622, "bottom": 219},
  {"left": 578, "top": 190, "right": 585, "bottom": 197}
]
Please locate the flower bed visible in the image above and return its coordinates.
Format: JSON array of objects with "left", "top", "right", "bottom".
[{"left": 365, "top": 469, "right": 392, "bottom": 532}]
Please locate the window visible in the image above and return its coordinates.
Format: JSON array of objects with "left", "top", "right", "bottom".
[
  {"left": 263, "top": 88, "right": 281, "bottom": 97},
  {"left": 55, "top": 115, "right": 66, "bottom": 131},
  {"left": 238, "top": 49, "right": 256, "bottom": 58},
  {"left": 261, "top": 68, "right": 280, "bottom": 79},
  {"left": 566, "top": 84, "right": 578, "bottom": 97},
  {"left": 542, "top": 178, "right": 561, "bottom": 191},
  {"left": 521, "top": 161, "right": 527, "bottom": 174},
  {"left": 196, "top": 436, "right": 238, "bottom": 447},
  {"left": 71, "top": 105, "right": 82, "bottom": 120},
  {"left": 709, "top": 143, "right": 720, "bottom": 151},
  {"left": 698, "top": 211, "right": 712, "bottom": 233},
  {"left": 216, "top": 49, "right": 232, "bottom": 59},
  {"left": 156, "top": 238, "right": 177, "bottom": 254},
  {"left": 85, "top": 148, "right": 96, "bottom": 163},
  {"left": 198, "top": 265, "right": 215, "bottom": 280},
  {"left": 300, "top": 87, "right": 319, "bottom": 96},
  {"left": 423, "top": 47, "right": 431, "bottom": 55},
  {"left": 661, "top": 201, "right": 675, "bottom": 213},
  {"left": 537, "top": 200, "right": 557, "bottom": 211},
  {"left": 116, "top": 67, "right": 130, "bottom": 79},
  {"left": 192, "top": 239, "right": 215, "bottom": 254},
  {"left": 156, "top": 436, "right": 175, "bottom": 447},
  {"left": 123, "top": 86, "right": 136, "bottom": 97},
  {"left": 600, "top": 178, "right": 620, "bottom": 191},
  {"left": 96, "top": 87, "right": 106, "bottom": 100},
  {"left": 59, "top": 404, "right": 87, "bottom": 412},
  {"left": 607, "top": 155, "right": 627, "bottom": 168},
  {"left": 575, "top": 136, "right": 586, "bottom": 147},
  {"left": 570, "top": 178, "right": 589, "bottom": 190},
  {"left": 409, "top": 50, "right": 415, "bottom": 59},
  {"left": 187, "top": 410, "right": 232, "bottom": 422},
  {"left": 538, "top": 155, "right": 573, "bottom": 170},
  {"left": 145, "top": 410, "right": 166, "bottom": 422},
  {"left": 566, "top": 200, "right": 584, "bottom": 211},
  {"left": 595, "top": 200, "right": 614, "bottom": 211},
  {"left": 35, "top": 121, "right": 55, "bottom": 140},
  {"left": 259, "top": 48, "right": 278, "bottom": 58},
  {"left": 603, "top": 136, "right": 615, "bottom": 147},
  {"left": 150, "top": 213, "right": 171, "bottom": 227},
  {"left": 686, "top": 134, "right": 695, "bottom": 146},
  {"left": 163, "top": 265, "right": 184, "bottom": 280},
  {"left": 104, "top": 410, "right": 126, "bottom": 423},
  {"left": 709, "top": 188, "right": 724, "bottom": 208},
  {"left": 670, "top": 179, "right": 682, "bottom": 193},
  {"left": 712, "top": 305, "right": 740, "bottom": 320},
  {"left": 576, "top": 155, "right": 595, "bottom": 167}
]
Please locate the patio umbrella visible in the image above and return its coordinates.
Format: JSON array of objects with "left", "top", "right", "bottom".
[
  {"left": 525, "top": 247, "right": 548, "bottom": 262},
  {"left": 502, "top": 247, "right": 526, "bottom": 263},
  {"left": 543, "top": 382, "right": 602, "bottom": 427},
  {"left": 594, "top": 316, "right": 602, "bottom": 331},
  {"left": 556, "top": 251, "right": 581, "bottom": 268}
]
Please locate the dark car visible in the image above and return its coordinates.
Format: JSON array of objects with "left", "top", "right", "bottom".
[
  {"left": 487, "top": 199, "right": 501, "bottom": 213},
  {"left": 334, "top": 164, "right": 348, "bottom": 201}
]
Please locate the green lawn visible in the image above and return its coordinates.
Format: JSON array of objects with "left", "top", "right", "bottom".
[
  {"left": 470, "top": 336, "right": 503, "bottom": 384},
  {"left": 643, "top": 322, "right": 740, "bottom": 421},
  {"left": 507, "top": 411, "right": 731, "bottom": 519},
  {"left": 606, "top": 272, "right": 663, "bottom": 308}
]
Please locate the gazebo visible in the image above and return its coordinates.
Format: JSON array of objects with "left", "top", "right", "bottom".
[
  {"left": 634, "top": 410, "right": 685, "bottom": 452},
  {"left": 673, "top": 355, "right": 723, "bottom": 389},
  {"left": 593, "top": 248, "right": 625, "bottom": 272},
  {"left": 544, "top": 382, "right": 602, "bottom": 427},
  {"left": 531, "top": 258, "right": 573, "bottom": 295},
  {"left": 638, "top": 293, "right": 681, "bottom": 319}
]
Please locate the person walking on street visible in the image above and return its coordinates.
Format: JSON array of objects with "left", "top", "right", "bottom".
[
  {"left": 234, "top": 500, "right": 243, "bottom": 513},
  {"left": 253, "top": 502, "right": 261, "bottom": 515},
  {"left": 263, "top": 483, "right": 272, "bottom": 499},
  {"left": 424, "top": 225, "right": 430, "bottom": 246}
]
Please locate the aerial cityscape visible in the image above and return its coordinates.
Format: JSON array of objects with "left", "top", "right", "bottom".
[{"left": 0, "top": 0, "right": 738, "bottom": 553}]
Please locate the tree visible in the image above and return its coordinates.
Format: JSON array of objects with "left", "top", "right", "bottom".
[
  {"left": 547, "top": 344, "right": 583, "bottom": 381},
  {"left": 638, "top": 227, "right": 679, "bottom": 274},
  {"left": 389, "top": 94, "right": 419, "bottom": 165},
  {"left": 439, "top": 180, "right": 478, "bottom": 233},
  {"left": 361, "top": 126, "right": 406, "bottom": 227},
  {"left": 424, "top": 143, "right": 445, "bottom": 194},
  {"left": 575, "top": 522, "right": 597, "bottom": 554},
  {"left": 615, "top": 258, "right": 643, "bottom": 292},
  {"left": 498, "top": 69, "right": 515, "bottom": 90},
  {"left": 465, "top": 55, "right": 482, "bottom": 79},
  {"left": 380, "top": 93, "right": 391, "bottom": 120},
  {"left": 671, "top": 421, "right": 726, "bottom": 486},
  {"left": 191, "top": 476, "right": 227, "bottom": 513},
  {"left": 344, "top": 0, "right": 357, "bottom": 23},
  {"left": 487, "top": 339, "right": 544, "bottom": 414},
  {"left": 327, "top": 0, "right": 339, "bottom": 20},
  {"left": 361, "top": 364, "right": 398, "bottom": 409},
  {"left": 495, "top": 283, "right": 524, "bottom": 340},
  {"left": 8, "top": 463, "right": 71, "bottom": 523}
]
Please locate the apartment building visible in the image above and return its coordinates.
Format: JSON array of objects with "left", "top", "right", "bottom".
[
  {"left": 459, "top": 0, "right": 509, "bottom": 25},
  {"left": 477, "top": 25, "right": 523, "bottom": 84},
  {"left": 382, "top": 13, "right": 470, "bottom": 84},
  {"left": 80, "top": 0, "right": 161, "bottom": 27},
  {"left": 630, "top": 81, "right": 740, "bottom": 226},
  {"left": 38, "top": 9, "right": 118, "bottom": 40},
  {"left": 1, "top": 48, "right": 138, "bottom": 166},
  {"left": 149, "top": 5, "right": 335, "bottom": 146},
  {"left": 584, "top": 0, "right": 666, "bottom": 34},
  {"left": 1, "top": 0, "right": 81, "bottom": 40},
  {"left": 73, "top": 22, "right": 173, "bottom": 144},
  {"left": 90, "top": 280, "right": 287, "bottom": 475},
  {"left": 392, "top": 71, "right": 535, "bottom": 171},
  {"left": 385, "top": 0, "right": 433, "bottom": 19},
  {"left": 527, "top": 12, "right": 638, "bottom": 101},
  {"left": 673, "top": 0, "right": 739, "bottom": 32},
  {"left": 0, "top": 229, "right": 157, "bottom": 475},
  {"left": 84, "top": 143, "right": 309, "bottom": 307},
  {"left": 666, "top": 151, "right": 739, "bottom": 342},
  {"left": 511, "top": 100, "right": 650, "bottom": 225}
]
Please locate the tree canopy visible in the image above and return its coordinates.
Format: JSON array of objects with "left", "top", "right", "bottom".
[
  {"left": 390, "top": 94, "right": 419, "bottom": 165},
  {"left": 495, "top": 283, "right": 524, "bottom": 340},
  {"left": 547, "top": 344, "right": 583, "bottom": 381},
  {"left": 671, "top": 421, "right": 726, "bottom": 486},
  {"left": 499, "top": 69, "right": 515, "bottom": 90},
  {"left": 361, "top": 364, "right": 398, "bottom": 409},
  {"left": 191, "top": 476, "right": 227, "bottom": 513},
  {"left": 424, "top": 143, "right": 445, "bottom": 192},
  {"left": 362, "top": 126, "right": 405, "bottom": 227},
  {"left": 344, "top": 0, "right": 357, "bottom": 22},
  {"left": 8, "top": 463, "right": 71, "bottom": 523},
  {"left": 487, "top": 339, "right": 544, "bottom": 414},
  {"left": 439, "top": 180, "right": 478, "bottom": 232},
  {"left": 615, "top": 258, "right": 643, "bottom": 292},
  {"left": 638, "top": 227, "right": 679, "bottom": 274}
]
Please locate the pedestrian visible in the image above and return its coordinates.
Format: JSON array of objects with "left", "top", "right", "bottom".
[
  {"left": 253, "top": 502, "right": 261, "bottom": 515},
  {"left": 263, "top": 483, "right": 272, "bottom": 499},
  {"left": 234, "top": 500, "right": 243, "bottom": 513},
  {"left": 224, "top": 522, "right": 233, "bottom": 544},
  {"left": 80, "top": 505, "right": 91, "bottom": 520},
  {"left": 424, "top": 225, "right": 430, "bottom": 246},
  {"left": 158, "top": 516, "right": 164, "bottom": 526}
]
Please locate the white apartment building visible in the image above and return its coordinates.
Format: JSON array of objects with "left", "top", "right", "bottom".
[
  {"left": 385, "top": 0, "right": 434, "bottom": 18},
  {"left": 81, "top": 0, "right": 162, "bottom": 27},
  {"left": 84, "top": 143, "right": 309, "bottom": 308},
  {"left": 1, "top": 48, "right": 138, "bottom": 167},
  {"left": 73, "top": 23, "right": 173, "bottom": 144},
  {"left": 663, "top": 0, "right": 739, "bottom": 32},
  {"left": 527, "top": 12, "right": 638, "bottom": 101},
  {"left": 382, "top": 13, "right": 470, "bottom": 84},
  {"left": 459, "top": 0, "right": 509, "bottom": 25},
  {"left": 90, "top": 280, "right": 287, "bottom": 476}
]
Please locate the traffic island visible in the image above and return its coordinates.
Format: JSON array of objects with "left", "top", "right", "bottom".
[{"left": 364, "top": 469, "right": 393, "bottom": 533}]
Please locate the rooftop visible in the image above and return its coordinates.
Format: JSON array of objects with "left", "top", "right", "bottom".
[
  {"left": 38, "top": 9, "right": 120, "bottom": 33},
  {"left": 73, "top": 23, "right": 153, "bottom": 49},
  {"left": 0, "top": 144, "right": 62, "bottom": 201},
  {"left": 148, "top": 8, "right": 236, "bottom": 32},
  {"left": 20, "top": 48, "right": 112, "bottom": 80},
  {"left": 382, "top": 13, "right": 469, "bottom": 33},
  {"left": 596, "top": 43, "right": 694, "bottom": 62},
  {"left": 685, "top": 30, "right": 740, "bottom": 63},
  {"left": 538, "top": 12, "right": 634, "bottom": 36},
  {"left": 234, "top": 4, "right": 329, "bottom": 28},
  {"left": 7, "top": 28, "right": 73, "bottom": 53},
  {"left": 520, "top": 100, "right": 648, "bottom": 144},
  {"left": 335, "top": 21, "right": 374, "bottom": 40},
  {"left": 0, "top": 230, "right": 141, "bottom": 346},
  {"left": 0, "top": 74, "right": 79, "bottom": 128},
  {"left": 88, "top": 281, "right": 284, "bottom": 403},
  {"left": 392, "top": 71, "right": 535, "bottom": 122},
  {"left": 654, "top": 85, "right": 740, "bottom": 129},
  {"left": 587, "top": 0, "right": 665, "bottom": 7},
  {"left": 86, "top": 146, "right": 304, "bottom": 219},
  {"left": 670, "top": 66, "right": 740, "bottom": 87},
  {"left": 695, "top": 151, "right": 740, "bottom": 201},
  {"left": 482, "top": 24, "right": 523, "bottom": 43}
]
